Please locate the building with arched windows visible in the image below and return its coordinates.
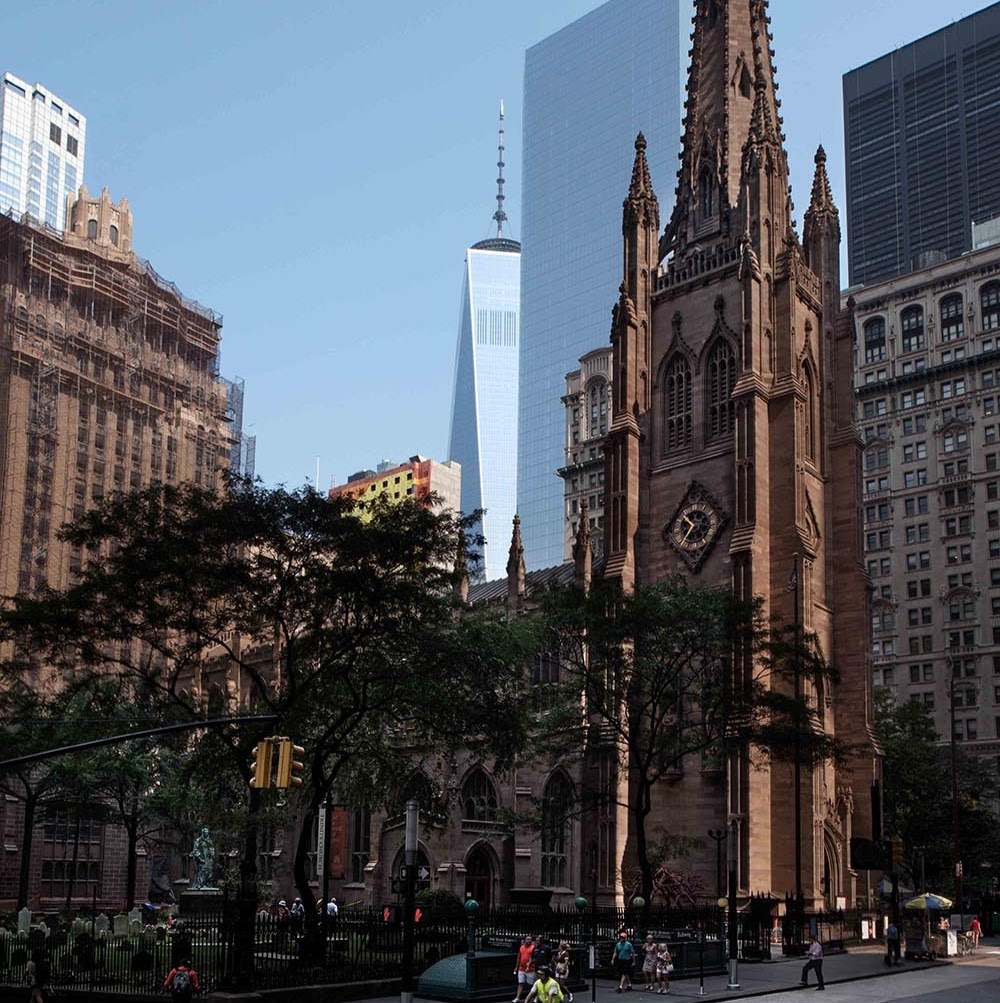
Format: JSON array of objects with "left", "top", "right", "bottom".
[{"left": 853, "top": 240, "right": 1000, "bottom": 753}]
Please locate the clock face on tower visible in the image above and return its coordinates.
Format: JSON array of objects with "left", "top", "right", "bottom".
[{"left": 664, "top": 483, "right": 728, "bottom": 572}]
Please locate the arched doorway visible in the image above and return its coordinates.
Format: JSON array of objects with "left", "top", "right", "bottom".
[{"left": 465, "top": 845, "right": 494, "bottom": 910}]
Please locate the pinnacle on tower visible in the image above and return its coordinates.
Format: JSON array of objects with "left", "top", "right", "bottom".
[{"left": 492, "top": 100, "right": 508, "bottom": 238}]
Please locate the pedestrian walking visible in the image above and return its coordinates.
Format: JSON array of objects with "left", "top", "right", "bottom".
[
  {"left": 526, "top": 965, "right": 564, "bottom": 1003},
  {"left": 613, "top": 930, "right": 635, "bottom": 993},
  {"left": 970, "top": 916, "right": 982, "bottom": 947},
  {"left": 514, "top": 935, "right": 535, "bottom": 1003},
  {"left": 162, "top": 957, "right": 200, "bottom": 1001},
  {"left": 885, "top": 920, "right": 901, "bottom": 966},
  {"left": 26, "top": 949, "right": 51, "bottom": 1003},
  {"left": 554, "top": 941, "right": 573, "bottom": 1003},
  {"left": 655, "top": 943, "right": 672, "bottom": 994},
  {"left": 799, "top": 934, "right": 825, "bottom": 991},
  {"left": 641, "top": 935, "right": 656, "bottom": 990}
]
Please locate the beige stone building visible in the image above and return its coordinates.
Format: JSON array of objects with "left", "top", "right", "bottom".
[
  {"left": 0, "top": 188, "right": 238, "bottom": 909},
  {"left": 0, "top": 187, "right": 236, "bottom": 604},
  {"left": 558, "top": 346, "right": 611, "bottom": 561},
  {"left": 853, "top": 241, "right": 1000, "bottom": 751}
]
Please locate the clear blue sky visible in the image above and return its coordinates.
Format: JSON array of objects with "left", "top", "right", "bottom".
[{"left": 3, "top": 0, "right": 976, "bottom": 489}]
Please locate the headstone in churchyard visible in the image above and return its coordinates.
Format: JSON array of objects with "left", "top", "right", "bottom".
[
  {"left": 113, "top": 913, "right": 128, "bottom": 937},
  {"left": 128, "top": 907, "right": 142, "bottom": 927},
  {"left": 17, "top": 907, "right": 31, "bottom": 935},
  {"left": 94, "top": 913, "right": 110, "bottom": 938}
]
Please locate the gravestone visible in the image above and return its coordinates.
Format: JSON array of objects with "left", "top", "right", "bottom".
[
  {"left": 113, "top": 913, "right": 128, "bottom": 937},
  {"left": 94, "top": 913, "right": 110, "bottom": 938},
  {"left": 17, "top": 907, "right": 31, "bottom": 935}
]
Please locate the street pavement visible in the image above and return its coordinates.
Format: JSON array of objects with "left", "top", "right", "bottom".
[{"left": 374, "top": 940, "right": 1000, "bottom": 1003}]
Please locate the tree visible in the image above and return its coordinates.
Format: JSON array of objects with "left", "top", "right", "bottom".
[
  {"left": 542, "top": 576, "right": 845, "bottom": 906},
  {"left": 0, "top": 480, "right": 538, "bottom": 982},
  {"left": 874, "top": 688, "right": 1000, "bottom": 895}
]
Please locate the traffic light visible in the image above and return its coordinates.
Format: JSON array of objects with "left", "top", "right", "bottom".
[
  {"left": 249, "top": 740, "right": 274, "bottom": 789},
  {"left": 275, "top": 739, "right": 305, "bottom": 789}
]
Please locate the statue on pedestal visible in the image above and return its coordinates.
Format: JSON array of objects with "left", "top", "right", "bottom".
[{"left": 191, "top": 827, "right": 216, "bottom": 890}]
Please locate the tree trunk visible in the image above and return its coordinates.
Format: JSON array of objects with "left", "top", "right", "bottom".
[
  {"left": 17, "top": 795, "right": 37, "bottom": 910},
  {"left": 293, "top": 801, "right": 322, "bottom": 962},
  {"left": 124, "top": 814, "right": 138, "bottom": 910},
  {"left": 223, "top": 788, "right": 261, "bottom": 991}
]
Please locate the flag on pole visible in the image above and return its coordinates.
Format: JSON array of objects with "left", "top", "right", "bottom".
[{"left": 786, "top": 563, "right": 798, "bottom": 592}]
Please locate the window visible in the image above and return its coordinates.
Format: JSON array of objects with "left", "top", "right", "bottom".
[
  {"left": 940, "top": 294, "right": 964, "bottom": 341},
  {"left": 901, "top": 306, "right": 925, "bottom": 352},
  {"left": 865, "top": 502, "right": 891, "bottom": 522},
  {"left": 862, "top": 398, "right": 888, "bottom": 419},
  {"left": 904, "top": 523, "right": 929, "bottom": 544},
  {"left": 942, "top": 458, "right": 969, "bottom": 477},
  {"left": 902, "top": 415, "right": 928, "bottom": 435},
  {"left": 868, "top": 529, "right": 892, "bottom": 550},
  {"left": 903, "top": 469, "right": 928, "bottom": 487},
  {"left": 49, "top": 122, "right": 61, "bottom": 144},
  {"left": 900, "top": 389, "right": 926, "bottom": 409},
  {"left": 987, "top": 425, "right": 998, "bottom": 445},
  {"left": 707, "top": 341, "right": 737, "bottom": 440},
  {"left": 109, "top": 225, "right": 119, "bottom": 246},
  {"left": 982, "top": 281, "right": 1000, "bottom": 331},
  {"left": 983, "top": 369, "right": 1000, "bottom": 390},
  {"left": 942, "top": 428, "right": 968, "bottom": 452},
  {"left": 907, "top": 578, "right": 931, "bottom": 598},
  {"left": 904, "top": 496, "right": 929, "bottom": 516},
  {"left": 864, "top": 317, "right": 886, "bottom": 362},
  {"left": 866, "top": 447, "right": 889, "bottom": 470},
  {"left": 350, "top": 809, "right": 371, "bottom": 884},
  {"left": 902, "top": 442, "right": 927, "bottom": 462},
  {"left": 66, "top": 134, "right": 78, "bottom": 156},
  {"left": 944, "top": 515, "right": 972, "bottom": 536},
  {"left": 946, "top": 544, "right": 973, "bottom": 564},
  {"left": 461, "top": 768, "right": 499, "bottom": 823},
  {"left": 86, "top": 218, "right": 97, "bottom": 239},
  {"left": 540, "top": 772, "right": 574, "bottom": 887},
  {"left": 941, "top": 403, "right": 968, "bottom": 423},
  {"left": 948, "top": 597, "right": 975, "bottom": 621},
  {"left": 943, "top": 485, "right": 972, "bottom": 507},
  {"left": 940, "top": 378, "right": 966, "bottom": 399},
  {"left": 663, "top": 356, "right": 692, "bottom": 453}
]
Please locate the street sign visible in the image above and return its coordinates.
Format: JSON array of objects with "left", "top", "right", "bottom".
[
  {"left": 417, "top": 865, "right": 430, "bottom": 881},
  {"left": 399, "top": 865, "right": 408, "bottom": 879}
]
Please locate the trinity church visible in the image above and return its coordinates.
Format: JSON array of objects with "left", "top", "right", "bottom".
[{"left": 359, "top": 0, "right": 878, "bottom": 913}]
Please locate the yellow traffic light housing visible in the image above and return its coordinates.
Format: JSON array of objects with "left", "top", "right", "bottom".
[
  {"left": 275, "top": 738, "right": 305, "bottom": 789},
  {"left": 249, "top": 740, "right": 274, "bottom": 789}
]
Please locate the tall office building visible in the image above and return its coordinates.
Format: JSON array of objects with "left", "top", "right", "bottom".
[
  {"left": 517, "top": 0, "right": 687, "bottom": 570},
  {"left": 0, "top": 72, "right": 86, "bottom": 231},
  {"left": 843, "top": 2, "right": 1000, "bottom": 287},
  {"left": 854, "top": 240, "right": 1000, "bottom": 756},
  {"left": 448, "top": 108, "right": 520, "bottom": 581}
]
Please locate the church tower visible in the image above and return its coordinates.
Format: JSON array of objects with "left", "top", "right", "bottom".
[{"left": 604, "top": 0, "right": 877, "bottom": 907}]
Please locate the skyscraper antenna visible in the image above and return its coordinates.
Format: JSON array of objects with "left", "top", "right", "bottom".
[{"left": 493, "top": 99, "right": 507, "bottom": 238}]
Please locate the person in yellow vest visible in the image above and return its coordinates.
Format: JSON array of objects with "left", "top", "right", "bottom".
[{"left": 526, "top": 965, "right": 564, "bottom": 1003}]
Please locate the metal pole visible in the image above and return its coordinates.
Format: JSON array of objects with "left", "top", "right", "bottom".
[
  {"left": 950, "top": 668, "right": 963, "bottom": 928},
  {"left": 726, "top": 818, "right": 740, "bottom": 990},
  {"left": 401, "top": 799, "right": 418, "bottom": 1003},
  {"left": 321, "top": 794, "right": 331, "bottom": 913},
  {"left": 708, "top": 829, "right": 726, "bottom": 900},
  {"left": 698, "top": 920, "right": 705, "bottom": 996},
  {"left": 591, "top": 870, "right": 598, "bottom": 1003}
]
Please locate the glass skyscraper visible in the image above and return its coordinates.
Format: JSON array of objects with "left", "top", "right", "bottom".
[
  {"left": 0, "top": 72, "right": 86, "bottom": 231},
  {"left": 843, "top": 2, "right": 1000, "bottom": 286},
  {"left": 448, "top": 238, "right": 521, "bottom": 582},
  {"left": 517, "top": 0, "right": 687, "bottom": 570}
]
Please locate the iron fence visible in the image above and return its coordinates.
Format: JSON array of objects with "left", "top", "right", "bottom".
[{"left": 0, "top": 900, "right": 773, "bottom": 994}]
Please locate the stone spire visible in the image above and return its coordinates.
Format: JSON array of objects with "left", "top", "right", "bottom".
[
  {"left": 572, "top": 498, "right": 592, "bottom": 593},
  {"left": 664, "top": 0, "right": 789, "bottom": 257},
  {"left": 506, "top": 514, "right": 526, "bottom": 609},
  {"left": 625, "top": 132, "right": 658, "bottom": 219},
  {"left": 803, "top": 145, "right": 840, "bottom": 242}
]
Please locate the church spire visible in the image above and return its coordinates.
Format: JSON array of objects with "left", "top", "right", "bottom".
[
  {"left": 506, "top": 514, "right": 526, "bottom": 610},
  {"left": 664, "top": 0, "right": 789, "bottom": 257},
  {"left": 804, "top": 145, "right": 837, "bottom": 227},
  {"left": 492, "top": 100, "right": 508, "bottom": 238}
]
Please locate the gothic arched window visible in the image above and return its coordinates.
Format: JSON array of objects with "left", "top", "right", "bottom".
[
  {"left": 86, "top": 218, "right": 97, "bottom": 239},
  {"left": 461, "top": 767, "right": 498, "bottom": 823},
  {"left": 803, "top": 363, "right": 817, "bottom": 461},
  {"left": 541, "top": 771, "right": 574, "bottom": 887},
  {"left": 706, "top": 340, "right": 737, "bottom": 440},
  {"left": 663, "top": 356, "right": 692, "bottom": 455}
]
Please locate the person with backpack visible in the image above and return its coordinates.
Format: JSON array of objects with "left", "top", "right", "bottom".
[
  {"left": 27, "top": 949, "right": 51, "bottom": 1003},
  {"left": 162, "top": 958, "right": 201, "bottom": 1001}
]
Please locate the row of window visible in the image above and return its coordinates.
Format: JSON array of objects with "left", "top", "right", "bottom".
[{"left": 862, "top": 283, "right": 1000, "bottom": 364}]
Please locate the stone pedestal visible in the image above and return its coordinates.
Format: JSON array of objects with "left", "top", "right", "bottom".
[{"left": 179, "top": 887, "right": 223, "bottom": 919}]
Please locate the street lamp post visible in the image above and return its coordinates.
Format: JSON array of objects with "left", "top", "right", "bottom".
[
  {"left": 726, "top": 817, "right": 740, "bottom": 990},
  {"left": 632, "top": 895, "right": 646, "bottom": 944},
  {"left": 707, "top": 829, "right": 726, "bottom": 900},
  {"left": 589, "top": 870, "right": 598, "bottom": 1003},
  {"left": 401, "top": 799, "right": 419, "bottom": 1003},
  {"left": 575, "top": 896, "right": 588, "bottom": 1003},
  {"left": 465, "top": 898, "right": 479, "bottom": 960}
]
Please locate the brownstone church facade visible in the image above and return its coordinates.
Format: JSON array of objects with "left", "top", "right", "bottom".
[
  {"left": 602, "top": 0, "right": 877, "bottom": 908},
  {"left": 354, "top": 0, "right": 879, "bottom": 916}
]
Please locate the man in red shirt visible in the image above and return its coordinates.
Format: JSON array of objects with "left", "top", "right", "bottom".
[
  {"left": 514, "top": 935, "right": 535, "bottom": 1003},
  {"left": 162, "top": 958, "right": 201, "bottom": 1000}
]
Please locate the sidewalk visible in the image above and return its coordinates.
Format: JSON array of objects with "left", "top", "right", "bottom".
[{"left": 394, "top": 940, "right": 997, "bottom": 1003}]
